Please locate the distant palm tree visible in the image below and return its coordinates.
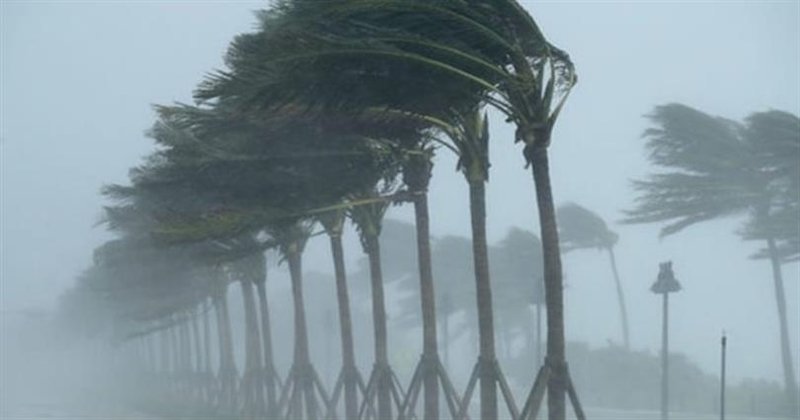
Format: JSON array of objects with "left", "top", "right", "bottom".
[
  {"left": 227, "top": 252, "right": 267, "bottom": 417},
  {"left": 558, "top": 203, "right": 629, "bottom": 349},
  {"left": 492, "top": 228, "right": 546, "bottom": 366}
]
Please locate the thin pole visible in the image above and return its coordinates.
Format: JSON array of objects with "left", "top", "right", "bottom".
[
  {"left": 661, "top": 292, "right": 669, "bottom": 420},
  {"left": 720, "top": 332, "right": 727, "bottom": 420}
]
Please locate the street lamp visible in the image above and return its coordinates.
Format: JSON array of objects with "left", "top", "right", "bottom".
[{"left": 651, "top": 261, "right": 681, "bottom": 420}]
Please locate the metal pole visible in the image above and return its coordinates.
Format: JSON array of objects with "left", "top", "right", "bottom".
[
  {"left": 661, "top": 292, "right": 669, "bottom": 420},
  {"left": 720, "top": 332, "right": 727, "bottom": 420}
]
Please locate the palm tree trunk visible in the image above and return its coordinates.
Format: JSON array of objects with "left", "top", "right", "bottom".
[
  {"left": 365, "top": 232, "right": 392, "bottom": 420},
  {"left": 288, "top": 249, "right": 311, "bottom": 365},
  {"left": 160, "top": 328, "right": 170, "bottom": 375},
  {"left": 191, "top": 309, "right": 203, "bottom": 374},
  {"left": 180, "top": 318, "right": 192, "bottom": 397},
  {"left": 214, "top": 285, "right": 237, "bottom": 409},
  {"left": 170, "top": 323, "right": 180, "bottom": 385},
  {"left": 529, "top": 146, "right": 567, "bottom": 420},
  {"left": 329, "top": 233, "right": 359, "bottom": 420},
  {"left": 468, "top": 178, "right": 497, "bottom": 420},
  {"left": 766, "top": 238, "right": 799, "bottom": 416},
  {"left": 191, "top": 309, "right": 203, "bottom": 399},
  {"left": 183, "top": 318, "right": 193, "bottom": 372},
  {"left": 147, "top": 334, "right": 156, "bottom": 374},
  {"left": 607, "top": 247, "right": 631, "bottom": 349},
  {"left": 240, "top": 278, "right": 266, "bottom": 415},
  {"left": 536, "top": 303, "right": 543, "bottom": 368},
  {"left": 287, "top": 247, "right": 318, "bottom": 419},
  {"left": 412, "top": 192, "right": 440, "bottom": 420},
  {"left": 255, "top": 277, "right": 278, "bottom": 416},
  {"left": 202, "top": 299, "right": 212, "bottom": 402}
]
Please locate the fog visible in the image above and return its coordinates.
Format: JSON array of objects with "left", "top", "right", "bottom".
[{"left": 1, "top": 1, "right": 798, "bottom": 419}]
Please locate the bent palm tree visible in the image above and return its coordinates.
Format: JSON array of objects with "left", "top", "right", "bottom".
[
  {"left": 349, "top": 184, "right": 405, "bottom": 420},
  {"left": 318, "top": 209, "right": 364, "bottom": 420},
  {"left": 558, "top": 203, "right": 630, "bottom": 349}
]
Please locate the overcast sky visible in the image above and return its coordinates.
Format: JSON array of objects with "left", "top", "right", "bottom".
[{"left": 2, "top": 0, "right": 798, "bottom": 384}]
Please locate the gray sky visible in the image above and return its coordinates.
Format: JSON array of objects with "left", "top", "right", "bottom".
[{"left": 2, "top": 0, "right": 798, "bottom": 384}]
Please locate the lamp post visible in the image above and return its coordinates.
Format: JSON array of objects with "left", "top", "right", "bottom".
[
  {"left": 720, "top": 332, "right": 727, "bottom": 420},
  {"left": 651, "top": 261, "right": 681, "bottom": 420}
]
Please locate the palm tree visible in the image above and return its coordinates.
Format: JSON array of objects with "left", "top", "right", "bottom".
[
  {"left": 250, "top": 252, "right": 280, "bottom": 418},
  {"left": 492, "top": 228, "right": 546, "bottom": 367},
  {"left": 228, "top": 252, "right": 267, "bottom": 417},
  {"left": 430, "top": 235, "right": 476, "bottom": 372},
  {"left": 269, "top": 220, "right": 333, "bottom": 420},
  {"left": 624, "top": 104, "right": 800, "bottom": 416},
  {"left": 317, "top": 209, "right": 364, "bottom": 420},
  {"left": 558, "top": 203, "right": 630, "bottom": 349},
  {"left": 348, "top": 184, "right": 404, "bottom": 420}
]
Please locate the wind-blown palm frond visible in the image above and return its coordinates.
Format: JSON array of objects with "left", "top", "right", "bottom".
[
  {"left": 623, "top": 104, "right": 762, "bottom": 237},
  {"left": 557, "top": 203, "right": 618, "bottom": 251}
]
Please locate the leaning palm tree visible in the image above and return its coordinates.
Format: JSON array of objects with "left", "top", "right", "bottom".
[
  {"left": 317, "top": 208, "right": 364, "bottom": 420},
  {"left": 492, "top": 228, "right": 546, "bottom": 366},
  {"left": 558, "top": 203, "right": 630, "bottom": 349},
  {"left": 268, "top": 219, "right": 332, "bottom": 420},
  {"left": 227, "top": 252, "right": 267, "bottom": 417},
  {"left": 624, "top": 104, "right": 800, "bottom": 416},
  {"left": 348, "top": 183, "right": 405, "bottom": 420}
]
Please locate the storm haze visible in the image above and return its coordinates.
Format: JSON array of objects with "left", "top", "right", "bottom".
[{"left": 1, "top": 1, "right": 798, "bottom": 419}]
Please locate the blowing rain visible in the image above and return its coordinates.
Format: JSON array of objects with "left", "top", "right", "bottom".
[{"left": 1, "top": 1, "right": 798, "bottom": 420}]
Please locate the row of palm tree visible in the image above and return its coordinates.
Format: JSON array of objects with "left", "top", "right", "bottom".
[
  {"left": 59, "top": 2, "right": 583, "bottom": 419},
  {"left": 56, "top": 1, "right": 797, "bottom": 416}
]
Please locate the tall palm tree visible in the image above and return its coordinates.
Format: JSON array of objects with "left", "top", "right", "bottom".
[
  {"left": 228, "top": 253, "right": 267, "bottom": 417},
  {"left": 250, "top": 253, "right": 280, "bottom": 418},
  {"left": 269, "top": 220, "right": 332, "bottom": 420},
  {"left": 348, "top": 184, "right": 403, "bottom": 420},
  {"left": 558, "top": 203, "right": 630, "bottom": 349},
  {"left": 317, "top": 209, "right": 364, "bottom": 420},
  {"left": 625, "top": 104, "right": 800, "bottom": 416}
]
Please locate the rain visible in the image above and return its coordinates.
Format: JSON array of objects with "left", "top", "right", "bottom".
[{"left": 1, "top": 2, "right": 798, "bottom": 420}]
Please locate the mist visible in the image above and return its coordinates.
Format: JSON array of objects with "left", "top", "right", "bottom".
[{"left": 2, "top": 1, "right": 798, "bottom": 419}]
